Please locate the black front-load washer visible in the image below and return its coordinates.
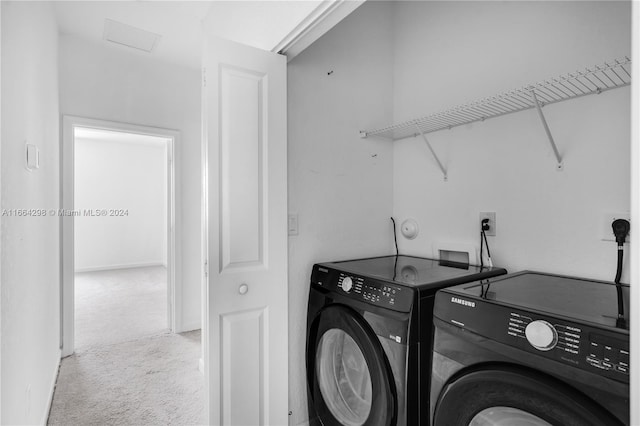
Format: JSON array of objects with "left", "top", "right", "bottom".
[
  {"left": 431, "top": 271, "right": 630, "bottom": 426},
  {"left": 306, "top": 255, "right": 507, "bottom": 425}
]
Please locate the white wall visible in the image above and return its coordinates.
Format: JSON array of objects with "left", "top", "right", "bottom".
[
  {"left": 287, "top": 2, "right": 395, "bottom": 424},
  {"left": 74, "top": 137, "right": 167, "bottom": 271},
  {"left": 392, "top": 1, "right": 632, "bottom": 282},
  {"left": 287, "top": 1, "right": 632, "bottom": 424},
  {"left": 1, "top": 2, "right": 61, "bottom": 424},
  {"left": 59, "top": 35, "right": 201, "bottom": 331}
]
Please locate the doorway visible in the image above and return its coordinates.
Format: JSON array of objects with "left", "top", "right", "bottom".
[
  {"left": 74, "top": 126, "right": 169, "bottom": 348},
  {"left": 61, "top": 116, "right": 180, "bottom": 357}
]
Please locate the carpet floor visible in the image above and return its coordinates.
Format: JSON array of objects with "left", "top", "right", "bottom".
[
  {"left": 48, "top": 266, "right": 204, "bottom": 425},
  {"left": 48, "top": 331, "right": 204, "bottom": 426},
  {"left": 75, "top": 266, "right": 169, "bottom": 349}
]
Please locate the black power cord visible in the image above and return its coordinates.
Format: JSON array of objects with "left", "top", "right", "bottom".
[
  {"left": 480, "top": 219, "right": 493, "bottom": 268},
  {"left": 611, "top": 218, "right": 630, "bottom": 329},
  {"left": 390, "top": 217, "right": 399, "bottom": 257},
  {"left": 479, "top": 228, "right": 484, "bottom": 268},
  {"left": 390, "top": 217, "right": 400, "bottom": 281}
]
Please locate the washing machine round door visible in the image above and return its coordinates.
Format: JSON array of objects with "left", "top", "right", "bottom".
[
  {"left": 307, "top": 304, "right": 396, "bottom": 426},
  {"left": 433, "top": 368, "right": 622, "bottom": 426}
]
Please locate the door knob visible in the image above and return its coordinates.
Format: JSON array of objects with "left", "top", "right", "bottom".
[{"left": 238, "top": 283, "right": 249, "bottom": 295}]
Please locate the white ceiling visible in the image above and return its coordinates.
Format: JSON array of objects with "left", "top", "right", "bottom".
[{"left": 53, "top": 1, "right": 330, "bottom": 70}]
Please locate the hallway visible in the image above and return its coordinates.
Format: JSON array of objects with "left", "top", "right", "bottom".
[
  {"left": 48, "top": 267, "right": 203, "bottom": 425},
  {"left": 48, "top": 331, "right": 204, "bottom": 425}
]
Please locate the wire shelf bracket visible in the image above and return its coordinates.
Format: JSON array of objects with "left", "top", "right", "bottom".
[
  {"left": 415, "top": 123, "right": 448, "bottom": 181},
  {"left": 360, "top": 57, "right": 631, "bottom": 178},
  {"left": 531, "top": 89, "right": 563, "bottom": 170}
]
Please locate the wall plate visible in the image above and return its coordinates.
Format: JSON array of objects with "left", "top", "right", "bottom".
[
  {"left": 432, "top": 241, "right": 478, "bottom": 265},
  {"left": 480, "top": 212, "right": 496, "bottom": 236},
  {"left": 600, "top": 212, "right": 631, "bottom": 242},
  {"left": 288, "top": 213, "right": 299, "bottom": 236},
  {"left": 25, "top": 143, "right": 40, "bottom": 171}
]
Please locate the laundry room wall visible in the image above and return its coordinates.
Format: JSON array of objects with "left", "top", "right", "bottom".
[
  {"left": 287, "top": 1, "right": 395, "bottom": 423},
  {"left": 1, "top": 2, "right": 61, "bottom": 424},
  {"left": 391, "top": 1, "right": 632, "bottom": 282},
  {"left": 59, "top": 35, "right": 202, "bottom": 331},
  {"left": 74, "top": 137, "right": 167, "bottom": 272}
]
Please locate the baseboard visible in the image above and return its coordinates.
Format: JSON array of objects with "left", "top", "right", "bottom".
[
  {"left": 41, "top": 348, "right": 62, "bottom": 426},
  {"left": 179, "top": 321, "right": 202, "bottom": 333},
  {"left": 75, "top": 262, "right": 165, "bottom": 273}
]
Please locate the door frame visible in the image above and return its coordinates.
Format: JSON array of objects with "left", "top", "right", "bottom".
[{"left": 61, "top": 115, "right": 181, "bottom": 357}]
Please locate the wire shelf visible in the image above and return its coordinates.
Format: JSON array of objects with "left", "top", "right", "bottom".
[{"left": 361, "top": 57, "right": 631, "bottom": 142}]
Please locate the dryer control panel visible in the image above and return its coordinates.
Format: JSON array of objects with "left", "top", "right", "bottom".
[
  {"left": 508, "top": 310, "right": 629, "bottom": 382},
  {"left": 434, "top": 291, "right": 630, "bottom": 383},
  {"left": 311, "top": 265, "right": 414, "bottom": 313},
  {"left": 586, "top": 333, "right": 629, "bottom": 376}
]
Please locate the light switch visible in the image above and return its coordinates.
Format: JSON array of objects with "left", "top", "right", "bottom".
[
  {"left": 288, "top": 213, "right": 298, "bottom": 236},
  {"left": 26, "top": 144, "right": 40, "bottom": 170}
]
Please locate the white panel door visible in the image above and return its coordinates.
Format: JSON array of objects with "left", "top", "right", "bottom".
[{"left": 202, "top": 35, "right": 288, "bottom": 426}]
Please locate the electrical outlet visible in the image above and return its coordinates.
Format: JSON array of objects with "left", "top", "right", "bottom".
[
  {"left": 600, "top": 212, "right": 631, "bottom": 242},
  {"left": 480, "top": 212, "right": 496, "bottom": 236}
]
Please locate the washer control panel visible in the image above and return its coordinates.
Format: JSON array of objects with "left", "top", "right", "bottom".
[
  {"left": 340, "top": 276, "right": 354, "bottom": 292},
  {"left": 311, "top": 265, "right": 414, "bottom": 312}
]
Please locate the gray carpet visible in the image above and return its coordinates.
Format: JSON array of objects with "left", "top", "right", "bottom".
[
  {"left": 75, "top": 266, "right": 169, "bottom": 349},
  {"left": 48, "top": 266, "right": 204, "bottom": 425},
  {"left": 48, "top": 331, "right": 204, "bottom": 426}
]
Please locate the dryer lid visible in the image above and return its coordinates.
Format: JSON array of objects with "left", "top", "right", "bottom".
[{"left": 452, "top": 271, "right": 630, "bottom": 330}]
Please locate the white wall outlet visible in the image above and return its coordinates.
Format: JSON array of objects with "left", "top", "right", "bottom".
[
  {"left": 600, "top": 212, "right": 631, "bottom": 242},
  {"left": 288, "top": 213, "right": 299, "bottom": 236},
  {"left": 480, "top": 212, "right": 496, "bottom": 236}
]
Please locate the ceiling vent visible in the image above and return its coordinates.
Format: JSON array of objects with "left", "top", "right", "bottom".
[{"left": 103, "top": 19, "right": 161, "bottom": 53}]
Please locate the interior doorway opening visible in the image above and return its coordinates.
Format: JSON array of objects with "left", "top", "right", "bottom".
[
  {"left": 62, "top": 116, "right": 180, "bottom": 357},
  {"left": 73, "top": 127, "right": 170, "bottom": 349}
]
